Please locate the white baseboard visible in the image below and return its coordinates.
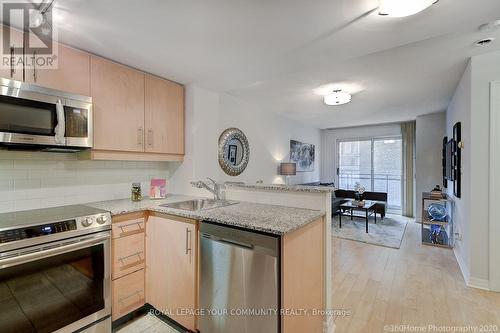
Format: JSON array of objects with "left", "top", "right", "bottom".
[
  {"left": 454, "top": 247, "right": 490, "bottom": 290},
  {"left": 454, "top": 247, "right": 470, "bottom": 283},
  {"left": 468, "top": 277, "right": 490, "bottom": 290}
]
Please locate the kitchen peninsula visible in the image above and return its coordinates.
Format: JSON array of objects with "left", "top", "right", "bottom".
[{"left": 87, "top": 193, "right": 329, "bottom": 333}]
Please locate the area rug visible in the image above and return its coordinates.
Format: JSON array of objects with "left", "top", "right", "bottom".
[{"left": 332, "top": 214, "right": 409, "bottom": 249}]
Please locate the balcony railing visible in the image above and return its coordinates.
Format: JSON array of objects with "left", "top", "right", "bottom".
[{"left": 338, "top": 172, "right": 402, "bottom": 209}]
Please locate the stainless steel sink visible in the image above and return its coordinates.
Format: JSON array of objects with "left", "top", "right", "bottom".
[{"left": 160, "top": 199, "right": 239, "bottom": 211}]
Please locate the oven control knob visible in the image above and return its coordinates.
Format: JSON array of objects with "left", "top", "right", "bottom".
[
  {"left": 96, "top": 215, "right": 108, "bottom": 225},
  {"left": 81, "top": 218, "right": 93, "bottom": 227}
]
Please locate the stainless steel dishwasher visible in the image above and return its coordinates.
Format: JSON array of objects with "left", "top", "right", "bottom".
[{"left": 199, "top": 222, "right": 280, "bottom": 333}]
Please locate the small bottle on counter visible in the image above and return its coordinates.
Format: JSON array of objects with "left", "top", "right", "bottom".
[{"left": 131, "top": 182, "right": 142, "bottom": 202}]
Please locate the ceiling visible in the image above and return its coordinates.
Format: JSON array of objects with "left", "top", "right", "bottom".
[{"left": 38, "top": 0, "right": 500, "bottom": 128}]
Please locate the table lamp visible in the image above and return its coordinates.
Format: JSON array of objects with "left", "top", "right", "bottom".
[{"left": 279, "top": 162, "right": 296, "bottom": 185}]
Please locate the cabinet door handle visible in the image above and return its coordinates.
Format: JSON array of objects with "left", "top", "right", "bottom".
[
  {"left": 10, "top": 46, "right": 14, "bottom": 77},
  {"left": 138, "top": 127, "right": 143, "bottom": 146},
  {"left": 147, "top": 129, "right": 153, "bottom": 147},
  {"left": 185, "top": 228, "right": 192, "bottom": 255},
  {"left": 33, "top": 51, "right": 37, "bottom": 82}
]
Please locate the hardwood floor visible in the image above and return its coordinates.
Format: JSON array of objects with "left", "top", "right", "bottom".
[{"left": 332, "top": 221, "right": 500, "bottom": 333}]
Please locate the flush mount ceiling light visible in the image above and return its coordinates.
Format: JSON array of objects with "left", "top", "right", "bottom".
[
  {"left": 378, "top": 0, "right": 439, "bottom": 17},
  {"left": 29, "top": 0, "right": 55, "bottom": 29},
  {"left": 324, "top": 90, "right": 351, "bottom": 106}
]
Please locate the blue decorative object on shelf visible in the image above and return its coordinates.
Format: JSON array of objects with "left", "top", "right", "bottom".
[
  {"left": 430, "top": 224, "right": 441, "bottom": 233},
  {"left": 428, "top": 203, "right": 447, "bottom": 221},
  {"left": 430, "top": 228, "right": 444, "bottom": 244}
]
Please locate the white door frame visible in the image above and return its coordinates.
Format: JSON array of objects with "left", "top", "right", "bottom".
[{"left": 489, "top": 81, "right": 500, "bottom": 292}]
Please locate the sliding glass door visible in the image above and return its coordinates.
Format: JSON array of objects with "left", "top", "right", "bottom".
[
  {"left": 338, "top": 140, "right": 372, "bottom": 191},
  {"left": 338, "top": 137, "right": 403, "bottom": 210}
]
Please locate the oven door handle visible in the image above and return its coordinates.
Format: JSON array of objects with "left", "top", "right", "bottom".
[{"left": 0, "top": 232, "right": 110, "bottom": 269}]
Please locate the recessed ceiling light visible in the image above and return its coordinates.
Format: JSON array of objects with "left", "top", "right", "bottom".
[
  {"left": 324, "top": 90, "right": 352, "bottom": 106},
  {"left": 475, "top": 38, "right": 495, "bottom": 47},
  {"left": 378, "top": 0, "right": 439, "bottom": 18}
]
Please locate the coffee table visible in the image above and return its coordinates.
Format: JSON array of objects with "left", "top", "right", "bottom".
[{"left": 339, "top": 200, "right": 377, "bottom": 233}]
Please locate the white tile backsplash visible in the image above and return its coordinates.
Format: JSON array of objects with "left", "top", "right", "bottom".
[{"left": 0, "top": 151, "right": 174, "bottom": 213}]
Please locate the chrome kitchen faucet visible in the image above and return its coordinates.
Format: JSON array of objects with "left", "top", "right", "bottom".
[{"left": 190, "top": 178, "right": 223, "bottom": 200}]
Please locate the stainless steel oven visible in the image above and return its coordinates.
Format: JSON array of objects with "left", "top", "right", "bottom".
[
  {"left": 0, "top": 78, "right": 92, "bottom": 151},
  {"left": 0, "top": 205, "right": 112, "bottom": 333}
]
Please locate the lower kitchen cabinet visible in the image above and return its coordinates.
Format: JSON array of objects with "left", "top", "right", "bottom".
[
  {"left": 112, "top": 269, "right": 146, "bottom": 320},
  {"left": 111, "top": 212, "right": 146, "bottom": 321},
  {"left": 146, "top": 214, "right": 198, "bottom": 331},
  {"left": 281, "top": 217, "right": 325, "bottom": 333}
]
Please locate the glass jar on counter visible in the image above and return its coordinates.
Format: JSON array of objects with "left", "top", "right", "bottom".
[{"left": 131, "top": 183, "right": 142, "bottom": 202}]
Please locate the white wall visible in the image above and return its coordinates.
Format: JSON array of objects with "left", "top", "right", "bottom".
[
  {"left": 469, "top": 50, "right": 500, "bottom": 286},
  {"left": 320, "top": 123, "right": 402, "bottom": 184},
  {"left": 489, "top": 81, "right": 500, "bottom": 291},
  {"left": 446, "top": 50, "right": 500, "bottom": 289},
  {"left": 446, "top": 62, "right": 471, "bottom": 285},
  {"left": 169, "top": 85, "right": 321, "bottom": 196},
  {"left": 415, "top": 112, "right": 446, "bottom": 220},
  {"left": 0, "top": 151, "right": 172, "bottom": 213}
]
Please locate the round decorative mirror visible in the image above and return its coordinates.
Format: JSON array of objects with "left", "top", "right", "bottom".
[{"left": 218, "top": 128, "right": 250, "bottom": 176}]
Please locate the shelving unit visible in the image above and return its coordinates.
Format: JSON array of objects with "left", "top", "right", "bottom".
[{"left": 421, "top": 192, "right": 454, "bottom": 248}]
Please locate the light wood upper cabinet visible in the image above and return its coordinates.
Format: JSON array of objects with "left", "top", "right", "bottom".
[
  {"left": 0, "top": 25, "right": 185, "bottom": 161},
  {"left": 146, "top": 214, "right": 197, "bottom": 331},
  {"left": 91, "top": 56, "right": 145, "bottom": 152},
  {"left": 145, "top": 75, "right": 184, "bottom": 155},
  {"left": 25, "top": 43, "right": 90, "bottom": 96},
  {"left": 0, "top": 25, "right": 25, "bottom": 81}
]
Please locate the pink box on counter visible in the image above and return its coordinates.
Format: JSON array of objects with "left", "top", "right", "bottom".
[{"left": 150, "top": 179, "right": 167, "bottom": 199}]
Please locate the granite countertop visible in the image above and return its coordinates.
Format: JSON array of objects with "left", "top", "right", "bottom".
[
  {"left": 225, "top": 183, "right": 336, "bottom": 193},
  {"left": 85, "top": 195, "right": 325, "bottom": 235}
]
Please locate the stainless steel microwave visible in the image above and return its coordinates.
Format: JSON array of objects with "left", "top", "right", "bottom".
[{"left": 0, "top": 78, "right": 92, "bottom": 152}]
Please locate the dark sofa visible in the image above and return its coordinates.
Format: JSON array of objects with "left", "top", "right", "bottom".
[
  {"left": 300, "top": 182, "right": 387, "bottom": 219},
  {"left": 333, "top": 189, "right": 387, "bottom": 219}
]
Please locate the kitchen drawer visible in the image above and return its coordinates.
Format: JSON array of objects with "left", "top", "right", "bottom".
[
  {"left": 112, "top": 232, "right": 145, "bottom": 280},
  {"left": 112, "top": 269, "right": 145, "bottom": 321},
  {"left": 112, "top": 218, "right": 145, "bottom": 239}
]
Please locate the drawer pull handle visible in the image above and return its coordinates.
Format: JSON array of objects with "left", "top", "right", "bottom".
[
  {"left": 117, "top": 229, "right": 143, "bottom": 238},
  {"left": 119, "top": 221, "right": 143, "bottom": 229},
  {"left": 118, "top": 251, "right": 143, "bottom": 262},
  {"left": 117, "top": 251, "right": 144, "bottom": 271},
  {"left": 118, "top": 259, "right": 145, "bottom": 271},
  {"left": 119, "top": 289, "right": 143, "bottom": 304},
  {"left": 116, "top": 222, "right": 144, "bottom": 237}
]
